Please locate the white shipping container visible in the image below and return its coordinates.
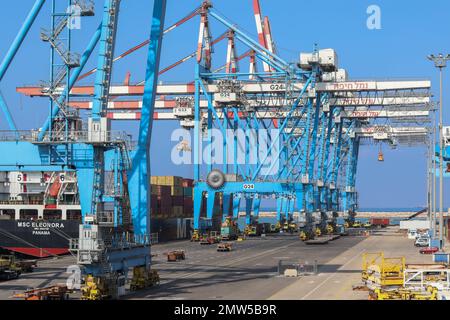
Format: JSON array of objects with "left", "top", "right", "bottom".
[{"left": 399, "top": 220, "right": 430, "bottom": 231}]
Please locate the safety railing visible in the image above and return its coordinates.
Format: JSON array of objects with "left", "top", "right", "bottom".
[
  {"left": 97, "top": 211, "right": 115, "bottom": 226},
  {"left": 0, "top": 130, "right": 135, "bottom": 149}
]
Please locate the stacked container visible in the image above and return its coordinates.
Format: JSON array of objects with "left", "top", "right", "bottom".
[
  {"left": 150, "top": 176, "right": 195, "bottom": 218},
  {"left": 150, "top": 184, "right": 172, "bottom": 218}
]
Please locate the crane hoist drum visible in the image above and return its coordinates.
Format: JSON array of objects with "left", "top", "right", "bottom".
[{"left": 206, "top": 169, "right": 226, "bottom": 189}]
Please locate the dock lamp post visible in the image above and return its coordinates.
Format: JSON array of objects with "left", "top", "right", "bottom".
[{"left": 427, "top": 53, "right": 450, "bottom": 247}]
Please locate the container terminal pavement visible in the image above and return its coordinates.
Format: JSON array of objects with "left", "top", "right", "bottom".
[{"left": 0, "top": 0, "right": 446, "bottom": 303}]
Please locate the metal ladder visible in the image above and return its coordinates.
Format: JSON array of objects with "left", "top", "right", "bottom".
[
  {"left": 117, "top": 143, "right": 133, "bottom": 231},
  {"left": 93, "top": 0, "right": 121, "bottom": 116},
  {"left": 90, "top": 152, "right": 104, "bottom": 218}
]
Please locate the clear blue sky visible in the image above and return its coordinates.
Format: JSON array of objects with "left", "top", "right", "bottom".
[{"left": 0, "top": 0, "right": 449, "bottom": 209}]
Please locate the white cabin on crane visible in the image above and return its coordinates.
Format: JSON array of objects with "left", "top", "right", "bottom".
[{"left": 299, "top": 48, "right": 339, "bottom": 72}]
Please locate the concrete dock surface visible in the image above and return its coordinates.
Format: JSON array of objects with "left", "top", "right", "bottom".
[
  {"left": 269, "top": 227, "right": 431, "bottom": 300},
  {"left": 0, "top": 226, "right": 435, "bottom": 300}
]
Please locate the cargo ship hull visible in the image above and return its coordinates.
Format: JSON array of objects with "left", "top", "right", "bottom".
[
  {"left": 0, "top": 174, "right": 197, "bottom": 258},
  {"left": 0, "top": 219, "right": 80, "bottom": 258},
  {"left": 0, "top": 218, "right": 194, "bottom": 258}
]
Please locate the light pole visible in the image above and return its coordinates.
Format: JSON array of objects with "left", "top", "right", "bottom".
[
  {"left": 432, "top": 108, "right": 437, "bottom": 237},
  {"left": 428, "top": 53, "right": 450, "bottom": 247},
  {"left": 427, "top": 123, "right": 433, "bottom": 234}
]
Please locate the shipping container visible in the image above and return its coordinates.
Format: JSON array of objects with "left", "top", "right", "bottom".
[
  {"left": 151, "top": 185, "right": 171, "bottom": 197},
  {"left": 150, "top": 176, "right": 173, "bottom": 186},
  {"left": 182, "top": 178, "right": 194, "bottom": 188},
  {"left": 370, "top": 218, "right": 390, "bottom": 227},
  {"left": 183, "top": 197, "right": 193, "bottom": 216},
  {"left": 183, "top": 187, "right": 193, "bottom": 197},
  {"left": 183, "top": 197, "right": 193, "bottom": 206},
  {"left": 172, "top": 195, "right": 184, "bottom": 207},
  {"left": 160, "top": 196, "right": 172, "bottom": 210},
  {"left": 151, "top": 218, "right": 193, "bottom": 242},
  {"left": 171, "top": 186, "right": 183, "bottom": 196},
  {"left": 154, "top": 176, "right": 182, "bottom": 186},
  {"left": 183, "top": 207, "right": 193, "bottom": 217},
  {"left": 172, "top": 206, "right": 183, "bottom": 217}
]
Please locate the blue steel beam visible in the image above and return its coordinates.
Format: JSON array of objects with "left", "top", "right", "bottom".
[
  {"left": 329, "top": 117, "right": 343, "bottom": 211},
  {"left": 129, "top": 0, "right": 167, "bottom": 236},
  {"left": 89, "top": 0, "right": 121, "bottom": 219},
  {"left": 251, "top": 76, "right": 313, "bottom": 181},
  {"left": 0, "top": 0, "right": 46, "bottom": 82},
  {"left": 0, "top": 93, "right": 17, "bottom": 132},
  {"left": 305, "top": 90, "right": 322, "bottom": 213},
  {"left": 319, "top": 110, "right": 334, "bottom": 211},
  {"left": 316, "top": 112, "right": 328, "bottom": 209},
  {"left": 0, "top": 0, "right": 46, "bottom": 131},
  {"left": 92, "top": 0, "right": 121, "bottom": 119}
]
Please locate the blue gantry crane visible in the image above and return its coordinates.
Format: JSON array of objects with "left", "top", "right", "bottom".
[
  {"left": 0, "top": 0, "right": 168, "bottom": 299},
  {"left": 2, "top": 1, "right": 435, "bottom": 301},
  {"left": 13, "top": 0, "right": 431, "bottom": 242}
]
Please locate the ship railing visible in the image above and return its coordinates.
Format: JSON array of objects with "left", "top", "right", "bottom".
[
  {"left": 0, "top": 200, "right": 80, "bottom": 206},
  {"left": 70, "top": 233, "right": 153, "bottom": 254},
  {"left": 109, "top": 234, "right": 152, "bottom": 250},
  {"left": 69, "top": 238, "right": 104, "bottom": 251}
]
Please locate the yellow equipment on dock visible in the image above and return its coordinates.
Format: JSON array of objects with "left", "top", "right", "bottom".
[
  {"left": 130, "top": 267, "right": 160, "bottom": 291},
  {"left": 326, "top": 224, "right": 334, "bottom": 235},
  {"left": 352, "top": 221, "right": 362, "bottom": 228},
  {"left": 362, "top": 252, "right": 405, "bottom": 288},
  {"left": 81, "top": 275, "right": 106, "bottom": 300},
  {"left": 370, "top": 286, "right": 438, "bottom": 300},
  {"left": 315, "top": 227, "right": 322, "bottom": 237},
  {"left": 274, "top": 222, "right": 281, "bottom": 232},
  {"left": 299, "top": 231, "right": 307, "bottom": 241},
  {"left": 299, "top": 229, "right": 315, "bottom": 241},
  {"left": 361, "top": 252, "right": 440, "bottom": 300},
  {"left": 191, "top": 230, "right": 200, "bottom": 242}
]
